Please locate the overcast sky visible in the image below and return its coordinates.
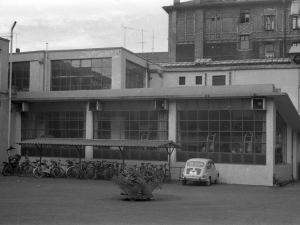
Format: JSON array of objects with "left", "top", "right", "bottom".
[{"left": 0, "top": 0, "right": 175, "bottom": 53}]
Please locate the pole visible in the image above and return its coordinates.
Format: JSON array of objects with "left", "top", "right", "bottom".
[{"left": 8, "top": 21, "right": 17, "bottom": 149}]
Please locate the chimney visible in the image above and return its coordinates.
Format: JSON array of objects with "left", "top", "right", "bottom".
[
  {"left": 174, "top": 0, "right": 180, "bottom": 5},
  {"left": 16, "top": 48, "right": 20, "bottom": 53}
]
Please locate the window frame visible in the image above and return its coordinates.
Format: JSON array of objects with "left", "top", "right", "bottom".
[
  {"left": 195, "top": 76, "right": 203, "bottom": 85},
  {"left": 264, "top": 15, "right": 275, "bottom": 31},
  {"left": 292, "top": 15, "right": 300, "bottom": 30},
  {"left": 179, "top": 76, "right": 186, "bottom": 85},
  {"left": 240, "top": 9, "right": 250, "bottom": 24},
  {"left": 239, "top": 35, "right": 250, "bottom": 50},
  {"left": 212, "top": 75, "right": 226, "bottom": 86}
]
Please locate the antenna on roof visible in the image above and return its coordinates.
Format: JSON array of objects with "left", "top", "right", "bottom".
[{"left": 150, "top": 30, "right": 157, "bottom": 53}]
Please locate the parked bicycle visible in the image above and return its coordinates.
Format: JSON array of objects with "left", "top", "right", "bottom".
[
  {"left": 66, "top": 160, "right": 92, "bottom": 179},
  {"left": 18, "top": 156, "right": 39, "bottom": 177},
  {"left": 33, "top": 159, "right": 56, "bottom": 178}
]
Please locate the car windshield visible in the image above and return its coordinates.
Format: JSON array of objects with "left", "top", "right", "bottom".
[{"left": 187, "top": 161, "right": 205, "bottom": 167}]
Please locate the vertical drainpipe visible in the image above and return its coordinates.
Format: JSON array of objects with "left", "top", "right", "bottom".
[
  {"left": 44, "top": 43, "right": 48, "bottom": 91},
  {"left": 283, "top": 0, "right": 286, "bottom": 57},
  {"left": 146, "top": 62, "right": 149, "bottom": 88}
]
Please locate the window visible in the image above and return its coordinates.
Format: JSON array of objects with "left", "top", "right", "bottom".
[
  {"left": 239, "top": 35, "right": 250, "bottom": 50},
  {"left": 293, "top": 42, "right": 300, "bottom": 46},
  {"left": 20, "top": 102, "right": 86, "bottom": 158},
  {"left": 176, "top": 99, "right": 266, "bottom": 165},
  {"left": 292, "top": 16, "right": 300, "bottom": 29},
  {"left": 265, "top": 44, "right": 274, "bottom": 58},
  {"left": 212, "top": 76, "right": 226, "bottom": 86},
  {"left": 240, "top": 9, "right": 250, "bottom": 23},
  {"left": 196, "top": 76, "right": 202, "bottom": 85},
  {"left": 264, "top": 15, "right": 275, "bottom": 31},
  {"left": 93, "top": 100, "right": 168, "bottom": 161},
  {"left": 179, "top": 77, "right": 186, "bottom": 85},
  {"left": 275, "top": 112, "right": 287, "bottom": 164},
  {"left": 11, "top": 62, "right": 30, "bottom": 92},
  {"left": 125, "top": 60, "right": 146, "bottom": 89},
  {"left": 51, "top": 58, "right": 112, "bottom": 91}
]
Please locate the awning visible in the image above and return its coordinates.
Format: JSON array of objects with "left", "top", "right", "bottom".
[
  {"left": 16, "top": 138, "right": 182, "bottom": 181},
  {"left": 16, "top": 138, "right": 181, "bottom": 148}
]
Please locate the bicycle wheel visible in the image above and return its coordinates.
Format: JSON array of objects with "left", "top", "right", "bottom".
[
  {"left": 17, "top": 166, "right": 26, "bottom": 177},
  {"left": 57, "top": 167, "right": 66, "bottom": 178},
  {"left": 33, "top": 166, "right": 44, "bottom": 178},
  {"left": 155, "top": 169, "right": 164, "bottom": 182},
  {"left": 52, "top": 167, "right": 61, "bottom": 178},
  {"left": 2, "top": 165, "right": 10, "bottom": 176},
  {"left": 66, "top": 166, "right": 79, "bottom": 179},
  {"left": 24, "top": 165, "right": 35, "bottom": 177},
  {"left": 84, "top": 167, "right": 96, "bottom": 180},
  {"left": 103, "top": 168, "right": 115, "bottom": 180}
]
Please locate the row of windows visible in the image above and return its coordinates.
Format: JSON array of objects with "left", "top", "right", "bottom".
[
  {"left": 19, "top": 100, "right": 285, "bottom": 165},
  {"left": 51, "top": 58, "right": 112, "bottom": 91},
  {"left": 179, "top": 75, "right": 225, "bottom": 86}
]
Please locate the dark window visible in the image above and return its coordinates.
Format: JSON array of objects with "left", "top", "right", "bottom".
[
  {"left": 11, "top": 62, "right": 30, "bottom": 92},
  {"left": 176, "top": 99, "right": 266, "bottom": 165},
  {"left": 275, "top": 112, "right": 287, "bottom": 164},
  {"left": 292, "top": 16, "right": 300, "bottom": 29},
  {"left": 196, "top": 76, "right": 202, "bottom": 85},
  {"left": 265, "top": 15, "right": 275, "bottom": 31},
  {"left": 265, "top": 44, "right": 274, "bottom": 58},
  {"left": 93, "top": 100, "right": 168, "bottom": 161},
  {"left": 240, "top": 9, "right": 250, "bottom": 23},
  {"left": 176, "top": 44, "right": 195, "bottom": 62},
  {"left": 125, "top": 60, "right": 146, "bottom": 89},
  {"left": 51, "top": 58, "right": 112, "bottom": 91},
  {"left": 212, "top": 76, "right": 226, "bottom": 86},
  {"left": 179, "top": 77, "right": 186, "bottom": 85},
  {"left": 20, "top": 102, "right": 86, "bottom": 158}
]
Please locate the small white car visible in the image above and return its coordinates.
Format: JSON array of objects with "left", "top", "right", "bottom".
[{"left": 181, "top": 158, "right": 219, "bottom": 186}]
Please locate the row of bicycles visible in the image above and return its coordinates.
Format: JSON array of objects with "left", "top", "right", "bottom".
[{"left": 2, "top": 155, "right": 170, "bottom": 181}]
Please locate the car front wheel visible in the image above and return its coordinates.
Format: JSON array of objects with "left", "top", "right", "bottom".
[
  {"left": 206, "top": 177, "right": 211, "bottom": 186},
  {"left": 182, "top": 180, "right": 187, "bottom": 185}
]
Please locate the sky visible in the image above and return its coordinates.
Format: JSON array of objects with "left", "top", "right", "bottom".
[{"left": 0, "top": 0, "right": 175, "bottom": 53}]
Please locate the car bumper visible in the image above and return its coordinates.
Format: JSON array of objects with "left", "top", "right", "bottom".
[{"left": 181, "top": 176, "right": 208, "bottom": 182}]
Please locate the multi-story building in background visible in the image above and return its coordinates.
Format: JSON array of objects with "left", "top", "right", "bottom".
[{"left": 163, "top": 0, "right": 300, "bottom": 62}]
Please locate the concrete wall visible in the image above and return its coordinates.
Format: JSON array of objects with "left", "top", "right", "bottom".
[{"left": 0, "top": 38, "right": 9, "bottom": 163}]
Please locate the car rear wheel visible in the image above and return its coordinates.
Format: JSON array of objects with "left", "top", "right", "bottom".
[
  {"left": 206, "top": 177, "right": 211, "bottom": 186},
  {"left": 215, "top": 174, "right": 219, "bottom": 184}
]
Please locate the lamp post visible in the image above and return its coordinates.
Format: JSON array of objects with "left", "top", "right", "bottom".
[{"left": 8, "top": 21, "right": 17, "bottom": 149}]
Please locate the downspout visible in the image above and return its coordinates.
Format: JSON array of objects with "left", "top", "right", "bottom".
[
  {"left": 44, "top": 43, "right": 48, "bottom": 91},
  {"left": 8, "top": 21, "right": 17, "bottom": 149},
  {"left": 283, "top": 0, "right": 287, "bottom": 57}
]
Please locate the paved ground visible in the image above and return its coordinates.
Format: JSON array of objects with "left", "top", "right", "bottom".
[{"left": 1, "top": 175, "right": 300, "bottom": 225}]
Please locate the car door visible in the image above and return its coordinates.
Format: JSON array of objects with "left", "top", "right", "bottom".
[
  {"left": 210, "top": 161, "right": 218, "bottom": 180},
  {"left": 206, "top": 161, "right": 212, "bottom": 178}
]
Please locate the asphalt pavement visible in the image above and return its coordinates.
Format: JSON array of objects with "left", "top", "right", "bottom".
[{"left": 1, "top": 175, "right": 300, "bottom": 225}]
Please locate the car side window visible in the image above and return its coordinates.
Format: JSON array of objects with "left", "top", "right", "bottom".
[
  {"left": 207, "top": 162, "right": 211, "bottom": 169},
  {"left": 211, "top": 162, "right": 215, "bottom": 169}
]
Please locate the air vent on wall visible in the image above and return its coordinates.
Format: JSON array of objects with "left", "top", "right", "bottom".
[
  {"left": 251, "top": 98, "right": 265, "bottom": 110},
  {"left": 88, "top": 101, "right": 102, "bottom": 111}
]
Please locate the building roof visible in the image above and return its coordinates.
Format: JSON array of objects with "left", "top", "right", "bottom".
[
  {"left": 163, "top": 0, "right": 286, "bottom": 13},
  {"left": 136, "top": 52, "right": 169, "bottom": 63},
  {"left": 16, "top": 138, "right": 182, "bottom": 149},
  {"left": 158, "top": 58, "right": 291, "bottom": 67}
]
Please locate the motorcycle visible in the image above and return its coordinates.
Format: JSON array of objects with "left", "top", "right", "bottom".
[{"left": 2, "top": 146, "right": 22, "bottom": 176}]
